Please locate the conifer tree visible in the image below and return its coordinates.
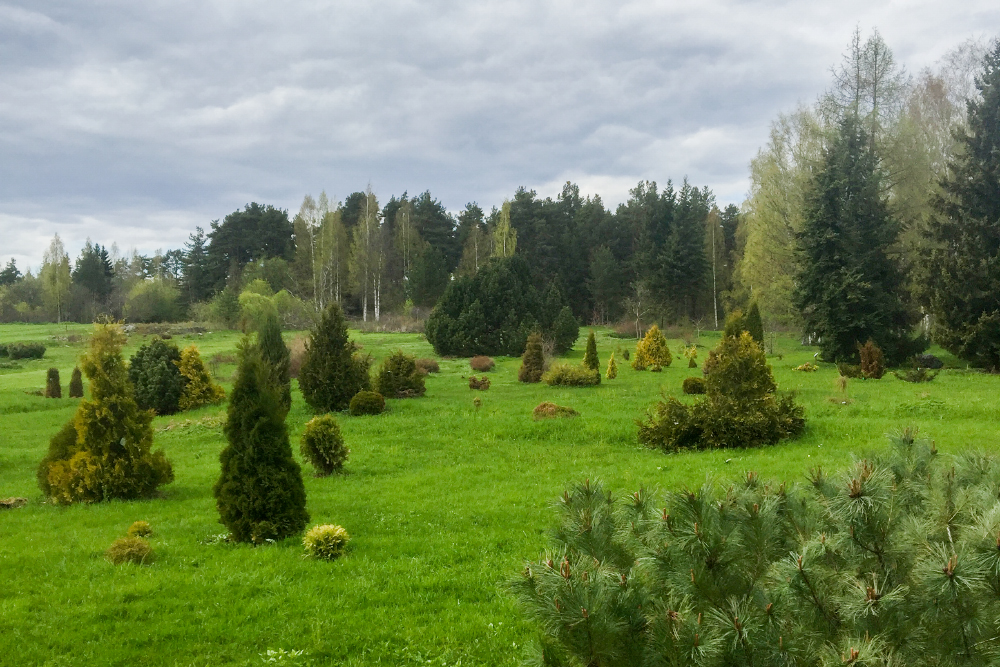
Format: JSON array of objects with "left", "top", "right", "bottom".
[
  {"left": 68, "top": 367, "right": 83, "bottom": 398},
  {"left": 177, "top": 345, "right": 225, "bottom": 410},
  {"left": 214, "top": 342, "right": 308, "bottom": 544},
  {"left": 45, "top": 368, "right": 61, "bottom": 398},
  {"left": 924, "top": 40, "right": 1000, "bottom": 370},
  {"left": 583, "top": 331, "right": 599, "bottom": 370},
  {"left": 298, "top": 302, "right": 370, "bottom": 412},
  {"left": 605, "top": 352, "right": 617, "bottom": 380},
  {"left": 518, "top": 332, "right": 545, "bottom": 383},
  {"left": 129, "top": 338, "right": 184, "bottom": 415},
  {"left": 745, "top": 300, "right": 764, "bottom": 344},
  {"left": 255, "top": 312, "right": 291, "bottom": 413}
]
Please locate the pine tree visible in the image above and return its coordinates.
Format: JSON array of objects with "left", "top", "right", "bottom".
[
  {"left": 255, "top": 312, "right": 291, "bottom": 413},
  {"left": 795, "top": 114, "right": 920, "bottom": 364},
  {"left": 177, "top": 345, "right": 225, "bottom": 410},
  {"left": 583, "top": 331, "right": 599, "bottom": 370},
  {"left": 298, "top": 302, "right": 371, "bottom": 412},
  {"left": 214, "top": 342, "right": 309, "bottom": 544},
  {"left": 924, "top": 40, "right": 1000, "bottom": 370},
  {"left": 68, "top": 367, "right": 83, "bottom": 398},
  {"left": 745, "top": 301, "right": 764, "bottom": 344},
  {"left": 518, "top": 332, "right": 545, "bottom": 383}
]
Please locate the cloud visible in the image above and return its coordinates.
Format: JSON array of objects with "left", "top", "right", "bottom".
[{"left": 1, "top": 0, "right": 997, "bottom": 266}]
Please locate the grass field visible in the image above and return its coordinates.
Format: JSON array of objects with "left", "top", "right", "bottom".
[{"left": 1, "top": 322, "right": 998, "bottom": 666}]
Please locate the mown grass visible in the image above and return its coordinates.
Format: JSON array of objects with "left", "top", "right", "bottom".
[{"left": 1, "top": 324, "right": 998, "bottom": 666}]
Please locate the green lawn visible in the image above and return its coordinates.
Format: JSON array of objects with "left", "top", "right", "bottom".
[{"left": 1, "top": 324, "right": 997, "bottom": 666}]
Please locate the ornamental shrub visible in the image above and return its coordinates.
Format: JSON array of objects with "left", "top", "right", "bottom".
[
  {"left": 349, "top": 390, "right": 385, "bottom": 416},
  {"left": 723, "top": 309, "right": 746, "bottom": 338},
  {"left": 859, "top": 338, "right": 886, "bottom": 379},
  {"left": 415, "top": 358, "right": 440, "bottom": 374},
  {"left": 106, "top": 537, "right": 154, "bottom": 565},
  {"left": 299, "top": 303, "right": 371, "bottom": 413},
  {"left": 469, "top": 355, "right": 495, "bottom": 372},
  {"left": 213, "top": 343, "right": 309, "bottom": 544},
  {"left": 39, "top": 321, "right": 173, "bottom": 504},
  {"left": 605, "top": 352, "right": 618, "bottom": 380},
  {"left": 632, "top": 325, "right": 671, "bottom": 370},
  {"left": 519, "top": 332, "right": 545, "bottom": 383},
  {"left": 838, "top": 362, "right": 863, "bottom": 378},
  {"left": 894, "top": 367, "right": 939, "bottom": 383},
  {"left": 914, "top": 353, "right": 943, "bottom": 369},
  {"left": 543, "top": 364, "right": 600, "bottom": 387},
  {"left": 255, "top": 312, "right": 291, "bottom": 413},
  {"left": 745, "top": 300, "right": 764, "bottom": 344},
  {"left": 374, "top": 351, "right": 426, "bottom": 398},
  {"left": 127, "top": 520, "right": 153, "bottom": 537},
  {"left": 177, "top": 345, "right": 225, "bottom": 411},
  {"left": 688, "top": 357, "right": 697, "bottom": 368},
  {"left": 583, "top": 331, "right": 599, "bottom": 371},
  {"left": 68, "top": 367, "right": 84, "bottom": 398},
  {"left": 45, "top": 368, "right": 61, "bottom": 398},
  {"left": 682, "top": 376, "right": 706, "bottom": 394},
  {"left": 7, "top": 342, "right": 45, "bottom": 359},
  {"left": 128, "top": 338, "right": 184, "bottom": 415},
  {"left": 532, "top": 402, "right": 579, "bottom": 420},
  {"left": 469, "top": 375, "right": 491, "bottom": 390},
  {"left": 300, "top": 414, "right": 349, "bottom": 476},
  {"left": 303, "top": 524, "right": 350, "bottom": 561}
]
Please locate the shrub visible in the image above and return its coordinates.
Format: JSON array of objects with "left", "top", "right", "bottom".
[
  {"left": 518, "top": 333, "right": 545, "bottom": 383},
  {"left": 682, "top": 376, "right": 706, "bottom": 394},
  {"left": 582, "top": 331, "right": 599, "bottom": 371},
  {"left": 299, "top": 303, "right": 372, "bottom": 413},
  {"left": 125, "top": 279, "right": 181, "bottom": 323},
  {"left": 532, "top": 402, "right": 579, "bottom": 420},
  {"left": 794, "top": 362, "right": 819, "bottom": 371},
  {"left": 300, "top": 415, "right": 349, "bottom": 476},
  {"left": 723, "top": 309, "right": 746, "bottom": 338},
  {"left": 551, "top": 306, "right": 580, "bottom": 354},
  {"left": 255, "top": 312, "right": 291, "bottom": 413},
  {"left": 177, "top": 345, "right": 225, "bottom": 411},
  {"left": 7, "top": 342, "right": 45, "bottom": 359},
  {"left": 106, "top": 537, "right": 154, "bottom": 565},
  {"left": 838, "top": 362, "right": 862, "bottom": 378},
  {"left": 68, "top": 367, "right": 83, "bottom": 398},
  {"left": 302, "top": 524, "right": 350, "bottom": 561},
  {"left": 39, "top": 321, "right": 173, "bottom": 504},
  {"left": 374, "top": 351, "right": 426, "bottom": 398},
  {"left": 213, "top": 343, "right": 309, "bottom": 544},
  {"left": 349, "top": 391, "right": 385, "bottom": 416},
  {"left": 45, "top": 368, "right": 61, "bottom": 398},
  {"left": 687, "top": 357, "right": 697, "bottom": 368},
  {"left": 288, "top": 335, "right": 308, "bottom": 379},
  {"left": 469, "top": 355, "right": 495, "bottom": 372},
  {"left": 894, "top": 367, "right": 940, "bottom": 383},
  {"left": 650, "top": 364, "right": 662, "bottom": 372},
  {"left": 745, "top": 300, "right": 764, "bottom": 343},
  {"left": 632, "top": 325, "right": 671, "bottom": 370},
  {"left": 859, "top": 338, "right": 886, "bottom": 379},
  {"left": 605, "top": 352, "right": 618, "bottom": 380},
  {"left": 415, "top": 358, "right": 440, "bottom": 374},
  {"left": 129, "top": 338, "right": 184, "bottom": 415},
  {"left": 469, "top": 376, "right": 491, "bottom": 390},
  {"left": 914, "top": 353, "right": 943, "bottom": 369},
  {"left": 543, "top": 364, "right": 601, "bottom": 387},
  {"left": 127, "top": 520, "right": 153, "bottom": 538}
]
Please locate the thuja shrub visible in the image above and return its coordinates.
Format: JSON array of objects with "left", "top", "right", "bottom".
[
  {"left": 303, "top": 524, "right": 350, "bottom": 561},
  {"left": 68, "top": 367, "right": 84, "bottom": 398},
  {"left": 605, "top": 352, "right": 618, "bottom": 380},
  {"left": 38, "top": 321, "right": 173, "bottom": 504},
  {"left": 543, "top": 364, "right": 600, "bottom": 387},
  {"left": 299, "top": 303, "right": 371, "bottom": 412},
  {"left": 745, "top": 300, "right": 764, "bottom": 343},
  {"left": 415, "top": 358, "right": 440, "bottom": 374},
  {"left": 516, "top": 431, "right": 1000, "bottom": 667},
  {"left": 129, "top": 338, "right": 184, "bottom": 415},
  {"left": 45, "top": 368, "right": 61, "bottom": 398},
  {"left": 106, "top": 537, "right": 154, "bottom": 565},
  {"left": 682, "top": 376, "right": 706, "bottom": 394},
  {"left": 177, "top": 345, "right": 225, "bottom": 411},
  {"left": 631, "top": 325, "right": 671, "bottom": 370},
  {"left": 582, "top": 331, "right": 599, "bottom": 371},
  {"left": 256, "top": 313, "right": 291, "bottom": 413},
  {"left": 349, "top": 390, "right": 385, "bottom": 416},
  {"left": 519, "top": 333, "right": 545, "bottom": 383},
  {"left": 374, "top": 351, "right": 426, "bottom": 398},
  {"left": 639, "top": 332, "right": 803, "bottom": 452},
  {"left": 300, "top": 414, "right": 349, "bottom": 476},
  {"left": 127, "top": 520, "right": 153, "bottom": 538},
  {"left": 470, "top": 355, "right": 495, "bottom": 372},
  {"left": 859, "top": 338, "right": 886, "bottom": 379},
  {"left": 469, "top": 375, "right": 491, "bottom": 390}
]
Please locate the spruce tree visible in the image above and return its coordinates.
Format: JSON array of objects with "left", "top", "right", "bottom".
[
  {"left": 745, "top": 301, "right": 764, "bottom": 344},
  {"left": 794, "top": 114, "right": 919, "bottom": 364},
  {"left": 582, "top": 331, "right": 599, "bottom": 370},
  {"left": 298, "top": 302, "right": 370, "bottom": 412},
  {"left": 924, "top": 41, "right": 1000, "bottom": 370},
  {"left": 255, "top": 312, "right": 291, "bottom": 413},
  {"left": 214, "top": 342, "right": 308, "bottom": 544}
]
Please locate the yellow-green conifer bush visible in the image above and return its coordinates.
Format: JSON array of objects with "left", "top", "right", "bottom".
[
  {"left": 37, "top": 320, "right": 174, "bottom": 504},
  {"left": 303, "top": 524, "right": 350, "bottom": 561},
  {"left": 605, "top": 352, "right": 618, "bottom": 380},
  {"left": 177, "top": 345, "right": 225, "bottom": 411},
  {"left": 631, "top": 324, "right": 671, "bottom": 370}
]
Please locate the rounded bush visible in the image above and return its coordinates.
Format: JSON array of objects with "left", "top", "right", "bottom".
[
  {"left": 300, "top": 415, "right": 349, "bottom": 476},
  {"left": 532, "top": 402, "right": 579, "bottom": 420},
  {"left": 106, "top": 537, "right": 154, "bottom": 565},
  {"left": 542, "top": 364, "right": 600, "bottom": 386},
  {"left": 682, "top": 377, "right": 706, "bottom": 394},
  {"left": 632, "top": 325, "right": 671, "bottom": 370},
  {"left": 127, "top": 520, "right": 153, "bottom": 538},
  {"left": 373, "top": 350, "right": 426, "bottom": 398},
  {"left": 303, "top": 524, "right": 350, "bottom": 561},
  {"left": 415, "top": 358, "right": 440, "bottom": 374},
  {"left": 349, "top": 391, "right": 385, "bottom": 416},
  {"left": 470, "top": 355, "right": 495, "bottom": 372}
]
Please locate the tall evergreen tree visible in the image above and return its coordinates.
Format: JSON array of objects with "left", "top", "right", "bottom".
[
  {"left": 795, "top": 115, "right": 919, "bottom": 364},
  {"left": 923, "top": 40, "right": 1000, "bottom": 370},
  {"left": 0, "top": 258, "right": 20, "bottom": 286},
  {"left": 298, "top": 302, "right": 370, "bottom": 412},
  {"left": 181, "top": 227, "right": 212, "bottom": 304},
  {"left": 255, "top": 312, "right": 291, "bottom": 414}
]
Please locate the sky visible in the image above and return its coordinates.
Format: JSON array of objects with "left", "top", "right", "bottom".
[{"left": 1, "top": 1, "right": 997, "bottom": 271}]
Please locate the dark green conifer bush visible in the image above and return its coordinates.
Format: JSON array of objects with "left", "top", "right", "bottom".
[
  {"left": 682, "top": 376, "right": 706, "bottom": 394},
  {"left": 214, "top": 343, "right": 308, "bottom": 544},
  {"left": 300, "top": 414, "right": 349, "bottom": 476},
  {"left": 374, "top": 350, "right": 426, "bottom": 398},
  {"left": 894, "top": 367, "right": 939, "bottom": 383},
  {"left": 6, "top": 342, "right": 45, "bottom": 359},
  {"left": 745, "top": 300, "right": 764, "bottom": 343},
  {"left": 517, "top": 430, "right": 1000, "bottom": 666},
  {"left": 299, "top": 303, "right": 371, "bottom": 412},
  {"left": 45, "top": 368, "right": 61, "bottom": 398},
  {"left": 129, "top": 338, "right": 184, "bottom": 415},
  {"left": 255, "top": 312, "right": 291, "bottom": 413},
  {"left": 68, "top": 367, "right": 84, "bottom": 398},
  {"left": 543, "top": 364, "right": 601, "bottom": 386},
  {"left": 349, "top": 390, "right": 385, "bottom": 416},
  {"left": 519, "top": 332, "right": 545, "bottom": 383},
  {"left": 583, "top": 331, "right": 599, "bottom": 371},
  {"left": 551, "top": 306, "right": 580, "bottom": 355}
]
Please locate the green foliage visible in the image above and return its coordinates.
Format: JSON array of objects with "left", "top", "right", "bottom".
[
  {"left": 125, "top": 279, "right": 181, "bottom": 323},
  {"left": 5, "top": 342, "right": 45, "bottom": 359},
  {"left": 303, "top": 524, "right": 350, "bottom": 561},
  {"left": 255, "top": 313, "right": 291, "bottom": 413},
  {"left": 39, "top": 321, "right": 173, "bottom": 503},
  {"left": 300, "top": 415, "right": 349, "bottom": 476},
  {"left": 551, "top": 307, "right": 580, "bottom": 355},
  {"left": 723, "top": 308, "right": 746, "bottom": 338},
  {"left": 631, "top": 325, "right": 672, "bottom": 370},
  {"left": 373, "top": 350, "right": 426, "bottom": 399},
  {"left": 858, "top": 338, "right": 886, "bottom": 379},
  {"left": 639, "top": 332, "right": 804, "bottom": 452},
  {"left": 299, "top": 303, "right": 371, "bottom": 413},
  {"left": 468, "top": 376, "right": 490, "bottom": 390},
  {"left": 129, "top": 338, "right": 184, "bottom": 416},
  {"left": 45, "top": 368, "right": 61, "bottom": 398},
  {"left": 68, "top": 367, "right": 83, "bottom": 398},
  {"left": 894, "top": 367, "right": 939, "bottom": 383},
  {"left": 211, "top": 287, "right": 241, "bottom": 329},
  {"left": 838, "top": 362, "right": 862, "bottom": 378},
  {"left": 349, "top": 390, "right": 385, "bottom": 416},
  {"left": 106, "top": 537, "right": 154, "bottom": 565},
  {"left": 745, "top": 300, "right": 764, "bottom": 343},
  {"left": 605, "top": 352, "right": 618, "bottom": 380},
  {"left": 519, "top": 333, "right": 546, "bottom": 384},
  {"left": 177, "top": 345, "right": 225, "bottom": 411},
  {"left": 415, "top": 358, "right": 439, "bottom": 374},
  {"left": 469, "top": 355, "right": 495, "bottom": 372},
  {"left": 543, "top": 364, "right": 601, "bottom": 387},
  {"left": 517, "top": 431, "right": 1000, "bottom": 666},
  {"left": 682, "top": 376, "right": 706, "bottom": 394},
  {"left": 214, "top": 343, "right": 309, "bottom": 544},
  {"left": 583, "top": 331, "right": 599, "bottom": 370},
  {"left": 532, "top": 402, "right": 579, "bottom": 420},
  {"left": 36, "top": 420, "right": 77, "bottom": 498},
  {"left": 128, "top": 521, "right": 153, "bottom": 538},
  {"left": 237, "top": 290, "right": 279, "bottom": 333}
]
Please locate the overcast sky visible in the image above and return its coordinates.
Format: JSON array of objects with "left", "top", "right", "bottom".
[{"left": 1, "top": 1, "right": 997, "bottom": 270}]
